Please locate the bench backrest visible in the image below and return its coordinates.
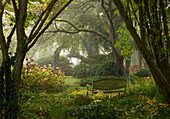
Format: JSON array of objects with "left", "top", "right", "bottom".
[{"left": 92, "top": 78, "right": 127, "bottom": 90}]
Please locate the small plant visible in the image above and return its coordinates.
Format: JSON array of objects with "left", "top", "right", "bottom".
[{"left": 134, "top": 68, "right": 151, "bottom": 77}]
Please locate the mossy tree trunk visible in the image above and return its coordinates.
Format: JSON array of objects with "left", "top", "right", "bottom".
[{"left": 113, "top": 0, "right": 170, "bottom": 103}]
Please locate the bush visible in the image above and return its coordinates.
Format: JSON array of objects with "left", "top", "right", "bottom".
[
  {"left": 80, "top": 76, "right": 118, "bottom": 87},
  {"left": 134, "top": 68, "right": 151, "bottom": 77},
  {"left": 72, "top": 64, "right": 90, "bottom": 78},
  {"left": 35, "top": 55, "right": 73, "bottom": 76},
  {"left": 35, "top": 55, "right": 53, "bottom": 67},
  {"left": 89, "top": 64, "right": 100, "bottom": 76},
  {"left": 95, "top": 60, "right": 118, "bottom": 76},
  {"left": 81, "top": 54, "right": 108, "bottom": 65},
  {"left": 22, "top": 61, "right": 65, "bottom": 93},
  {"left": 73, "top": 102, "right": 120, "bottom": 119},
  {"left": 79, "top": 76, "right": 102, "bottom": 87},
  {"left": 59, "top": 56, "right": 73, "bottom": 76}
]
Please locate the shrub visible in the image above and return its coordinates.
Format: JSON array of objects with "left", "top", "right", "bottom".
[
  {"left": 79, "top": 76, "right": 102, "bottom": 87},
  {"left": 59, "top": 56, "right": 73, "bottom": 76},
  {"left": 22, "top": 61, "right": 65, "bottom": 93},
  {"left": 35, "top": 55, "right": 53, "bottom": 67},
  {"left": 73, "top": 102, "right": 120, "bottom": 119},
  {"left": 72, "top": 64, "right": 90, "bottom": 78},
  {"left": 89, "top": 64, "right": 100, "bottom": 76},
  {"left": 80, "top": 76, "right": 118, "bottom": 87},
  {"left": 35, "top": 55, "right": 73, "bottom": 76},
  {"left": 74, "top": 95, "right": 93, "bottom": 106},
  {"left": 95, "top": 60, "right": 118, "bottom": 76},
  {"left": 81, "top": 54, "right": 108, "bottom": 65},
  {"left": 134, "top": 68, "right": 151, "bottom": 77}
]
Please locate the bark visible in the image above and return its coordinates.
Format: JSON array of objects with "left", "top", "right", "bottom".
[
  {"left": 0, "top": 0, "right": 73, "bottom": 118},
  {"left": 102, "top": 0, "right": 125, "bottom": 76},
  {"left": 113, "top": 0, "right": 170, "bottom": 103},
  {"left": 53, "top": 43, "right": 67, "bottom": 70},
  {"left": 138, "top": 51, "right": 142, "bottom": 68},
  {"left": 125, "top": 58, "right": 131, "bottom": 75}
]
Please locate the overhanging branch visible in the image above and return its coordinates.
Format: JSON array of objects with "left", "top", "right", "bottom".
[{"left": 27, "top": 0, "right": 73, "bottom": 52}]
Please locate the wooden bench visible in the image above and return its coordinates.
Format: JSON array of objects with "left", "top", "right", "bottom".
[{"left": 86, "top": 77, "right": 127, "bottom": 97}]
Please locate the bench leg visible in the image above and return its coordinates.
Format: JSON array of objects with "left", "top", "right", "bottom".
[{"left": 118, "top": 92, "right": 120, "bottom": 99}]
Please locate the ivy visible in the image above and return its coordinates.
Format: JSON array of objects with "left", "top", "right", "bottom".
[{"left": 115, "top": 22, "right": 135, "bottom": 60}]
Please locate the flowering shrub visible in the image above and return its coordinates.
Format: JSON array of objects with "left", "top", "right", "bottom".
[{"left": 22, "top": 60, "right": 65, "bottom": 92}]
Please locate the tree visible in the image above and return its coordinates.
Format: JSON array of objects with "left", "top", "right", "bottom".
[
  {"left": 51, "top": 0, "right": 135, "bottom": 75},
  {"left": 0, "top": 0, "right": 73, "bottom": 118},
  {"left": 112, "top": 0, "right": 170, "bottom": 103}
]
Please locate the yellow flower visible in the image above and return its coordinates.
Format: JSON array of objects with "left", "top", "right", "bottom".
[
  {"left": 154, "top": 112, "right": 158, "bottom": 115},
  {"left": 40, "top": 106, "right": 42, "bottom": 111}
]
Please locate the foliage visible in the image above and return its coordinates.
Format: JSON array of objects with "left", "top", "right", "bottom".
[
  {"left": 22, "top": 61, "right": 65, "bottom": 93},
  {"left": 59, "top": 56, "right": 73, "bottom": 76},
  {"left": 82, "top": 54, "right": 108, "bottom": 65},
  {"left": 95, "top": 60, "right": 118, "bottom": 76},
  {"left": 79, "top": 76, "right": 119, "bottom": 87},
  {"left": 113, "top": 0, "right": 170, "bottom": 103},
  {"left": 72, "top": 64, "right": 90, "bottom": 78},
  {"left": 134, "top": 69, "right": 152, "bottom": 77},
  {"left": 79, "top": 76, "right": 103, "bottom": 87},
  {"left": 20, "top": 76, "right": 170, "bottom": 119},
  {"left": 74, "top": 95, "right": 93, "bottom": 106},
  {"left": 35, "top": 55, "right": 53, "bottom": 67},
  {"left": 115, "top": 22, "right": 135, "bottom": 60},
  {"left": 35, "top": 55, "right": 73, "bottom": 76},
  {"left": 73, "top": 102, "right": 120, "bottom": 119},
  {"left": 89, "top": 64, "right": 100, "bottom": 76}
]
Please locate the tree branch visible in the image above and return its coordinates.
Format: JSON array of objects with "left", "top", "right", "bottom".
[
  {"left": 7, "top": 24, "right": 16, "bottom": 49},
  {"left": 29, "top": 0, "right": 58, "bottom": 41},
  {"left": 27, "top": 0, "right": 73, "bottom": 52},
  {"left": 46, "top": 19, "right": 111, "bottom": 44}
]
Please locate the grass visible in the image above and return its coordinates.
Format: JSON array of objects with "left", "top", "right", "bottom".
[{"left": 65, "top": 76, "right": 82, "bottom": 85}]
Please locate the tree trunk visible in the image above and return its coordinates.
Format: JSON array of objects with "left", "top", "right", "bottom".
[
  {"left": 125, "top": 58, "right": 131, "bottom": 75},
  {"left": 53, "top": 50, "right": 60, "bottom": 70},
  {"left": 115, "top": 55, "right": 125, "bottom": 76},
  {"left": 113, "top": 0, "right": 170, "bottom": 104},
  {"left": 53, "top": 43, "right": 67, "bottom": 70},
  {"left": 138, "top": 51, "right": 142, "bottom": 69}
]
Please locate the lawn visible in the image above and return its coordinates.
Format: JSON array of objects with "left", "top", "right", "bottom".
[{"left": 20, "top": 76, "right": 170, "bottom": 119}]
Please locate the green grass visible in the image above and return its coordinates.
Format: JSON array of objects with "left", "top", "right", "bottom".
[{"left": 65, "top": 76, "right": 82, "bottom": 85}]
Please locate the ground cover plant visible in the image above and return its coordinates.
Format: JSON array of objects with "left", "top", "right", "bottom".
[{"left": 20, "top": 66, "right": 170, "bottom": 119}]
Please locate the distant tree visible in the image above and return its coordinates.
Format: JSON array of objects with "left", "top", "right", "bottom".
[
  {"left": 113, "top": 0, "right": 170, "bottom": 103},
  {"left": 50, "top": 0, "right": 135, "bottom": 75},
  {"left": 0, "top": 0, "right": 73, "bottom": 118}
]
